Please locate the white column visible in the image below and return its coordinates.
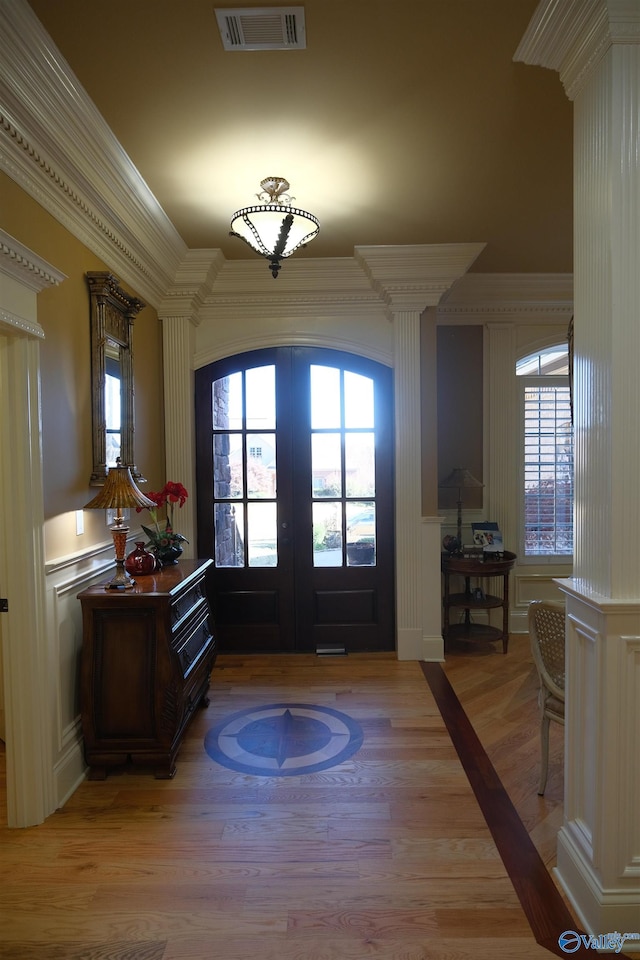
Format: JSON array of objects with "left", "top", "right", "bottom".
[
  {"left": 355, "top": 244, "right": 485, "bottom": 660},
  {"left": 420, "top": 307, "right": 445, "bottom": 660},
  {"left": 158, "top": 251, "right": 223, "bottom": 557},
  {"left": 516, "top": 2, "right": 640, "bottom": 936},
  {"left": 393, "top": 307, "right": 427, "bottom": 659},
  {"left": 0, "top": 234, "right": 65, "bottom": 826},
  {"left": 2, "top": 336, "right": 53, "bottom": 827},
  {"left": 160, "top": 316, "right": 196, "bottom": 556}
]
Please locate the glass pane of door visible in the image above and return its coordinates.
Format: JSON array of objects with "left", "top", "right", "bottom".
[
  {"left": 248, "top": 501, "right": 277, "bottom": 567},
  {"left": 211, "top": 365, "right": 277, "bottom": 568},
  {"left": 344, "top": 371, "right": 374, "bottom": 428},
  {"left": 345, "top": 432, "right": 375, "bottom": 498},
  {"left": 313, "top": 501, "right": 342, "bottom": 567},
  {"left": 214, "top": 502, "right": 244, "bottom": 567},
  {"left": 310, "top": 365, "right": 377, "bottom": 568},
  {"left": 312, "top": 433, "right": 342, "bottom": 497},
  {"left": 346, "top": 500, "right": 376, "bottom": 566},
  {"left": 310, "top": 365, "right": 341, "bottom": 428}
]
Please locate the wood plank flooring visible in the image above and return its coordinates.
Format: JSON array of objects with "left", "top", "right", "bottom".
[{"left": 0, "top": 635, "right": 587, "bottom": 960}]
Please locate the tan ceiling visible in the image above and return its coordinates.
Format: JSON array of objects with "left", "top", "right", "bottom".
[{"left": 26, "top": 0, "right": 573, "bottom": 274}]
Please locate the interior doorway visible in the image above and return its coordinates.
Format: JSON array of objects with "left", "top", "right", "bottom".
[{"left": 195, "top": 346, "right": 395, "bottom": 653}]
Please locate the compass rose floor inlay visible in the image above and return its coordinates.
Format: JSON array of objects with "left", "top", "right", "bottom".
[{"left": 204, "top": 703, "right": 364, "bottom": 776}]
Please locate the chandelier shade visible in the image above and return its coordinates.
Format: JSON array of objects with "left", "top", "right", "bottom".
[{"left": 230, "top": 177, "right": 320, "bottom": 278}]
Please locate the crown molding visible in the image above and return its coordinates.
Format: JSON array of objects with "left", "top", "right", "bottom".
[
  {"left": 0, "top": 0, "right": 186, "bottom": 307},
  {"left": 210, "top": 255, "right": 381, "bottom": 294},
  {"left": 0, "top": 227, "right": 66, "bottom": 293},
  {"left": 515, "top": 0, "right": 640, "bottom": 100},
  {"left": 164, "top": 254, "right": 573, "bottom": 327},
  {"left": 354, "top": 243, "right": 487, "bottom": 313},
  {"left": 437, "top": 272, "right": 574, "bottom": 323},
  {"left": 157, "top": 250, "right": 227, "bottom": 322},
  {"left": 197, "top": 255, "right": 386, "bottom": 315},
  {"left": 0, "top": 306, "right": 45, "bottom": 339}
]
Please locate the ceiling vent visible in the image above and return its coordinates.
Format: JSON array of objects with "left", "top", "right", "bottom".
[{"left": 215, "top": 6, "right": 306, "bottom": 51}]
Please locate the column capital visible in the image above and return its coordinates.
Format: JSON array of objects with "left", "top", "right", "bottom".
[
  {"left": 515, "top": 0, "right": 640, "bottom": 100},
  {"left": 158, "top": 250, "right": 225, "bottom": 323},
  {"left": 354, "top": 243, "right": 485, "bottom": 315}
]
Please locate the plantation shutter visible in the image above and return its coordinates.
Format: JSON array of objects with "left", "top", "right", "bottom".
[{"left": 522, "top": 378, "right": 573, "bottom": 557}]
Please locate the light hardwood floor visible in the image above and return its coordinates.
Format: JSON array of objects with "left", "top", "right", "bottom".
[{"left": 0, "top": 634, "right": 573, "bottom": 960}]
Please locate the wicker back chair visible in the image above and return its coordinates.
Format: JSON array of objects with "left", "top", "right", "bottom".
[{"left": 527, "top": 600, "right": 566, "bottom": 795}]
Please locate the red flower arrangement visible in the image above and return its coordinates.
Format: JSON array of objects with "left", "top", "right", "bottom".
[{"left": 137, "top": 481, "right": 189, "bottom": 555}]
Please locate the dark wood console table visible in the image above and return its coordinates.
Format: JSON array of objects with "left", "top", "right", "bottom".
[
  {"left": 78, "top": 559, "right": 216, "bottom": 779},
  {"left": 441, "top": 551, "right": 516, "bottom": 653}
]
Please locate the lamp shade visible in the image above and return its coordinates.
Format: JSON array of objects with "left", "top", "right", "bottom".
[
  {"left": 439, "top": 467, "right": 483, "bottom": 552},
  {"left": 230, "top": 177, "right": 320, "bottom": 278},
  {"left": 439, "top": 467, "right": 483, "bottom": 492},
  {"left": 83, "top": 460, "right": 155, "bottom": 590},
  {"left": 83, "top": 460, "right": 155, "bottom": 512}
]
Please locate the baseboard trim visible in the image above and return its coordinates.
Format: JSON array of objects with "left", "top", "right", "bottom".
[
  {"left": 53, "top": 739, "right": 86, "bottom": 810},
  {"left": 557, "top": 826, "right": 640, "bottom": 945},
  {"left": 421, "top": 633, "right": 444, "bottom": 661}
]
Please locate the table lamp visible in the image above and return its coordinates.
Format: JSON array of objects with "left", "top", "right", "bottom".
[
  {"left": 439, "top": 466, "right": 484, "bottom": 548},
  {"left": 83, "top": 459, "right": 156, "bottom": 590}
]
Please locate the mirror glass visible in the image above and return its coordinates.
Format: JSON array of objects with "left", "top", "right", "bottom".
[
  {"left": 87, "top": 272, "right": 145, "bottom": 485},
  {"left": 105, "top": 338, "right": 121, "bottom": 466}
]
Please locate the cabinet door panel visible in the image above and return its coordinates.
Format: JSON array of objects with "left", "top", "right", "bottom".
[{"left": 92, "top": 608, "right": 157, "bottom": 740}]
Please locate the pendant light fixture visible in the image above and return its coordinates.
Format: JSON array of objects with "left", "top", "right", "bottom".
[{"left": 229, "top": 177, "right": 319, "bottom": 277}]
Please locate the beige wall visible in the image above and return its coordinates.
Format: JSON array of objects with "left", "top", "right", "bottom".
[{"left": 0, "top": 171, "right": 165, "bottom": 560}]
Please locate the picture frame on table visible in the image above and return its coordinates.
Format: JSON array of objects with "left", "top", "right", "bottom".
[{"left": 471, "top": 521, "right": 504, "bottom": 554}]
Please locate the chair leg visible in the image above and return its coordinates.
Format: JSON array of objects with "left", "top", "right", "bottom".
[{"left": 538, "top": 714, "right": 550, "bottom": 795}]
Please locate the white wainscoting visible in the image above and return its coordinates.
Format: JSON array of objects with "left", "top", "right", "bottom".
[
  {"left": 44, "top": 539, "right": 126, "bottom": 808},
  {"left": 511, "top": 570, "right": 573, "bottom": 633}
]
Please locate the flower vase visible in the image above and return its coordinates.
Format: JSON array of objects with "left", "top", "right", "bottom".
[
  {"left": 153, "top": 543, "right": 183, "bottom": 566},
  {"left": 124, "top": 541, "right": 158, "bottom": 576}
]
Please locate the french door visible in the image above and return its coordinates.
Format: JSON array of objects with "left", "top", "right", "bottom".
[{"left": 195, "top": 347, "right": 395, "bottom": 653}]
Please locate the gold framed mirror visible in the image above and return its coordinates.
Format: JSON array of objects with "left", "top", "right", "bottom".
[{"left": 86, "top": 272, "right": 145, "bottom": 486}]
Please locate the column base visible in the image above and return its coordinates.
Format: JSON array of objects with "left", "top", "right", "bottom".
[
  {"left": 555, "top": 579, "right": 640, "bottom": 946},
  {"left": 556, "top": 828, "right": 640, "bottom": 947},
  {"left": 421, "top": 632, "right": 445, "bottom": 661},
  {"left": 396, "top": 626, "right": 424, "bottom": 661}
]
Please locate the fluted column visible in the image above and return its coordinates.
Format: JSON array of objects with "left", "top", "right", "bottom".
[
  {"left": 355, "top": 244, "right": 485, "bottom": 660},
  {"left": 393, "top": 307, "right": 425, "bottom": 658},
  {"left": 0, "top": 233, "right": 64, "bottom": 826},
  {"left": 516, "top": 1, "right": 640, "bottom": 936},
  {"left": 485, "top": 323, "right": 518, "bottom": 548},
  {"left": 158, "top": 251, "right": 224, "bottom": 557},
  {"left": 160, "top": 316, "right": 196, "bottom": 555}
]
